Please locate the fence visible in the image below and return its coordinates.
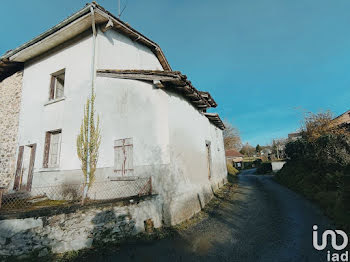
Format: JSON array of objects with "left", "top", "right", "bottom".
[{"left": 0, "top": 177, "right": 152, "bottom": 212}]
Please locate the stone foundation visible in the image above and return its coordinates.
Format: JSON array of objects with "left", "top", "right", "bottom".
[
  {"left": 0, "top": 71, "right": 23, "bottom": 188},
  {"left": 0, "top": 196, "right": 162, "bottom": 258}
]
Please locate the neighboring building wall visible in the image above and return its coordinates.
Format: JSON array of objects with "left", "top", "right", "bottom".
[
  {"left": 0, "top": 71, "right": 23, "bottom": 188},
  {"left": 271, "top": 161, "right": 286, "bottom": 172}
]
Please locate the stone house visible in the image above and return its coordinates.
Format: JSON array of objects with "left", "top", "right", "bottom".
[{"left": 0, "top": 2, "right": 227, "bottom": 225}]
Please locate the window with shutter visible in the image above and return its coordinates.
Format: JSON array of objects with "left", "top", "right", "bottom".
[
  {"left": 114, "top": 138, "right": 133, "bottom": 176},
  {"left": 43, "top": 130, "right": 62, "bottom": 168}
]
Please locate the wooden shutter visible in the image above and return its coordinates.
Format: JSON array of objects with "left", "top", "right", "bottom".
[
  {"left": 48, "top": 131, "right": 61, "bottom": 167},
  {"left": 114, "top": 138, "right": 133, "bottom": 176},
  {"left": 13, "top": 146, "right": 24, "bottom": 190},
  {"left": 124, "top": 138, "right": 133, "bottom": 176},
  {"left": 43, "top": 132, "right": 51, "bottom": 168},
  {"left": 26, "top": 144, "right": 36, "bottom": 191},
  {"left": 49, "top": 76, "right": 56, "bottom": 100}
]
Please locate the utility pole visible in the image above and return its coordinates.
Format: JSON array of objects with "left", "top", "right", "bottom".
[{"left": 118, "top": 0, "right": 121, "bottom": 18}]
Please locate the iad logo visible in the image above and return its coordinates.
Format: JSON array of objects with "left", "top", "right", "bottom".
[{"left": 313, "top": 225, "right": 349, "bottom": 261}]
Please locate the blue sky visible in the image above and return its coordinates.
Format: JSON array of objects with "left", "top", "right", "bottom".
[{"left": 1, "top": 0, "right": 350, "bottom": 146}]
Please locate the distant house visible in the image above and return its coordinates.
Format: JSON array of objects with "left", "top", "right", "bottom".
[
  {"left": 288, "top": 132, "right": 302, "bottom": 141},
  {"left": 332, "top": 109, "right": 350, "bottom": 127},
  {"left": 225, "top": 150, "right": 243, "bottom": 168}
]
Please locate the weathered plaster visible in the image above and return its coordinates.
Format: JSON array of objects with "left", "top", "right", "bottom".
[{"left": 13, "top": 26, "right": 227, "bottom": 226}]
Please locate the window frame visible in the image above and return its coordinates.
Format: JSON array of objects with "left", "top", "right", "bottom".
[
  {"left": 43, "top": 129, "right": 62, "bottom": 168},
  {"left": 49, "top": 69, "right": 65, "bottom": 101}
]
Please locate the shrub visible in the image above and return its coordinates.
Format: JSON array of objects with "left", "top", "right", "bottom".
[
  {"left": 275, "top": 161, "right": 350, "bottom": 231},
  {"left": 227, "top": 162, "right": 239, "bottom": 176},
  {"left": 256, "top": 162, "right": 272, "bottom": 174},
  {"left": 242, "top": 161, "right": 255, "bottom": 169},
  {"left": 285, "top": 134, "right": 350, "bottom": 169}
]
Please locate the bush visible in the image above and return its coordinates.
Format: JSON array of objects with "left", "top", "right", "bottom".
[
  {"left": 227, "top": 162, "right": 239, "bottom": 176},
  {"left": 276, "top": 116, "right": 350, "bottom": 231},
  {"left": 256, "top": 162, "right": 272, "bottom": 174},
  {"left": 275, "top": 161, "right": 350, "bottom": 231},
  {"left": 242, "top": 161, "right": 255, "bottom": 169},
  {"left": 285, "top": 134, "right": 350, "bottom": 169}
]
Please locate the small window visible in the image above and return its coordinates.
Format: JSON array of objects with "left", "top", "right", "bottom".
[
  {"left": 49, "top": 69, "right": 65, "bottom": 100},
  {"left": 43, "top": 130, "right": 62, "bottom": 168},
  {"left": 114, "top": 138, "right": 133, "bottom": 176}
]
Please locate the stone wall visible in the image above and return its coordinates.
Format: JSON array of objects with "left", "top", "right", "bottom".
[
  {"left": 0, "top": 196, "right": 162, "bottom": 258},
  {"left": 0, "top": 71, "right": 23, "bottom": 188}
]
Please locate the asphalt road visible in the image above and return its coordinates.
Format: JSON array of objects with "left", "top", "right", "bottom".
[{"left": 82, "top": 169, "right": 340, "bottom": 262}]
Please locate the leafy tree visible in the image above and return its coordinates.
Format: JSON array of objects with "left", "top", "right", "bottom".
[
  {"left": 223, "top": 120, "right": 242, "bottom": 150},
  {"left": 256, "top": 144, "right": 262, "bottom": 155},
  {"left": 77, "top": 92, "right": 101, "bottom": 201}
]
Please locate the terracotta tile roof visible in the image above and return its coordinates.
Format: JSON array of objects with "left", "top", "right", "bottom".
[{"left": 225, "top": 150, "right": 243, "bottom": 157}]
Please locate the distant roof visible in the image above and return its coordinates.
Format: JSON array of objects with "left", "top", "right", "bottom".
[
  {"left": 288, "top": 132, "right": 302, "bottom": 139},
  {"left": 333, "top": 109, "right": 350, "bottom": 124},
  {"left": 225, "top": 150, "right": 243, "bottom": 157}
]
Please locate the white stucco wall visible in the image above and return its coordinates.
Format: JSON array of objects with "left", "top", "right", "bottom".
[
  {"left": 16, "top": 34, "right": 93, "bottom": 187},
  {"left": 164, "top": 91, "right": 227, "bottom": 224},
  {"left": 15, "top": 27, "right": 166, "bottom": 188},
  {"left": 96, "top": 28, "right": 163, "bottom": 70},
  {"left": 94, "top": 76, "right": 170, "bottom": 174},
  {"left": 14, "top": 27, "right": 227, "bottom": 225}
]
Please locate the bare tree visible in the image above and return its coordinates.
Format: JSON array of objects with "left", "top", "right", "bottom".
[
  {"left": 272, "top": 139, "right": 287, "bottom": 159},
  {"left": 223, "top": 120, "right": 242, "bottom": 150},
  {"left": 240, "top": 142, "right": 255, "bottom": 157},
  {"left": 301, "top": 110, "right": 347, "bottom": 142}
]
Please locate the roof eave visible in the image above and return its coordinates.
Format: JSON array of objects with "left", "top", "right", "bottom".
[
  {"left": 1, "top": 4, "right": 92, "bottom": 61},
  {"left": 1, "top": 3, "right": 171, "bottom": 71}
]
